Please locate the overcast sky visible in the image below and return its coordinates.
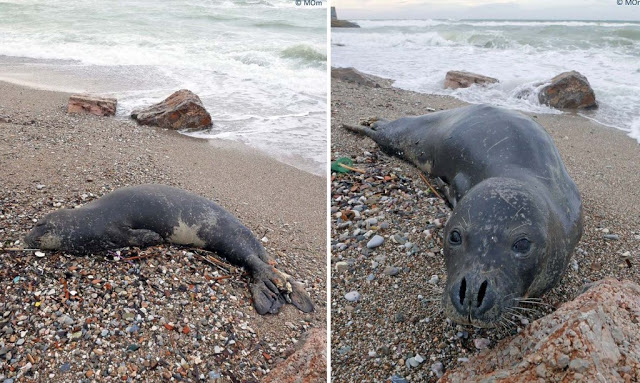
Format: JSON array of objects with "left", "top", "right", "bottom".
[{"left": 333, "top": 0, "right": 640, "bottom": 20}]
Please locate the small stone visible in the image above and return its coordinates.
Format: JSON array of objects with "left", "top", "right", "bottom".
[
  {"left": 414, "top": 354, "right": 424, "bottom": 364},
  {"left": 474, "top": 338, "right": 490, "bottom": 349},
  {"left": 390, "top": 375, "right": 409, "bottom": 383},
  {"left": 407, "top": 357, "right": 419, "bottom": 368},
  {"left": 34, "top": 251, "right": 45, "bottom": 258},
  {"left": 383, "top": 266, "right": 400, "bottom": 276},
  {"left": 335, "top": 262, "right": 349, "bottom": 273},
  {"left": 214, "top": 346, "right": 223, "bottom": 354},
  {"left": 367, "top": 235, "right": 384, "bottom": 249},
  {"left": 604, "top": 234, "right": 619, "bottom": 241},
  {"left": 101, "top": 329, "right": 109, "bottom": 337},
  {"left": 428, "top": 275, "right": 439, "bottom": 285},
  {"left": 126, "top": 344, "right": 140, "bottom": 352},
  {"left": 60, "top": 363, "right": 71, "bottom": 373},
  {"left": 431, "top": 362, "right": 444, "bottom": 378},
  {"left": 344, "top": 291, "right": 361, "bottom": 302}
]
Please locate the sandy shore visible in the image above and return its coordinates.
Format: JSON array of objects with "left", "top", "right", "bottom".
[
  {"left": 330, "top": 77, "right": 640, "bottom": 382},
  {"left": 0, "top": 80, "right": 326, "bottom": 382}
]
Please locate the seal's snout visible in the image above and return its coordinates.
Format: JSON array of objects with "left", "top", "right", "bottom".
[{"left": 450, "top": 274, "right": 496, "bottom": 320}]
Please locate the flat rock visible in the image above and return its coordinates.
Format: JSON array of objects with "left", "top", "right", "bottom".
[
  {"left": 263, "top": 328, "right": 326, "bottom": 383},
  {"left": 444, "top": 70, "right": 498, "bottom": 90},
  {"left": 441, "top": 278, "right": 640, "bottom": 382},
  {"left": 67, "top": 94, "right": 117, "bottom": 116},
  {"left": 332, "top": 67, "right": 392, "bottom": 88},
  {"left": 538, "top": 71, "right": 597, "bottom": 109},
  {"left": 131, "top": 89, "right": 212, "bottom": 130}
]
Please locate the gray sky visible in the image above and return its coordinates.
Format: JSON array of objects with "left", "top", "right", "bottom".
[{"left": 333, "top": 0, "right": 640, "bottom": 20}]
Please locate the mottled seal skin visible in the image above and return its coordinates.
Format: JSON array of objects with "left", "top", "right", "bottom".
[
  {"left": 344, "top": 104, "right": 583, "bottom": 328},
  {"left": 25, "top": 184, "right": 313, "bottom": 315}
]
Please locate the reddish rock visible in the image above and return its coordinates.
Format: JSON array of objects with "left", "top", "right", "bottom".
[
  {"left": 131, "top": 89, "right": 212, "bottom": 131},
  {"left": 67, "top": 94, "right": 117, "bottom": 116},
  {"left": 444, "top": 70, "right": 499, "bottom": 89},
  {"left": 263, "top": 328, "right": 326, "bottom": 383},
  {"left": 441, "top": 278, "right": 640, "bottom": 383},
  {"left": 538, "top": 71, "right": 597, "bottom": 109}
]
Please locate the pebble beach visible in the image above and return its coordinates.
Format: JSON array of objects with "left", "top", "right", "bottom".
[
  {"left": 0, "top": 81, "right": 327, "bottom": 382},
  {"left": 330, "top": 76, "right": 640, "bottom": 382}
]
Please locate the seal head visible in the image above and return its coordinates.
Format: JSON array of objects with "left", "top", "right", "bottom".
[{"left": 442, "top": 178, "right": 568, "bottom": 327}]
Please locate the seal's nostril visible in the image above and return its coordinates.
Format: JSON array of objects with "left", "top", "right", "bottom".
[
  {"left": 477, "top": 280, "right": 488, "bottom": 307},
  {"left": 459, "top": 277, "right": 466, "bottom": 306}
]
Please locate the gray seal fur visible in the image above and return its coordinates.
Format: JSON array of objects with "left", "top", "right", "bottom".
[
  {"left": 25, "top": 184, "right": 313, "bottom": 315},
  {"left": 344, "top": 104, "right": 582, "bottom": 327}
]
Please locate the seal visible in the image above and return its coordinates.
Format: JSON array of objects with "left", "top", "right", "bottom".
[
  {"left": 24, "top": 184, "right": 314, "bottom": 315},
  {"left": 344, "top": 104, "right": 583, "bottom": 328}
]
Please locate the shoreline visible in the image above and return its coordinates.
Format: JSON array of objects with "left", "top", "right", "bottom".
[
  {"left": 0, "top": 55, "right": 327, "bottom": 177},
  {"left": 0, "top": 80, "right": 326, "bottom": 382},
  {"left": 330, "top": 77, "right": 640, "bottom": 382}
]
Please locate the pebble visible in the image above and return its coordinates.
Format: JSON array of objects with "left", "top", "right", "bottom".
[
  {"left": 428, "top": 274, "right": 439, "bottom": 285},
  {"left": 431, "top": 362, "right": 444, "bottom": 378},
  {"left": 60, "top": 363, "right": 71, "bottom": 372},
  {"left": 474, "top": 338, "right": 490, "bottom": 349},
  {"left": 101, "top": 329, "right": 109, "bottom": 337},
  {"left": 604, "top": 234, "right": 619, "bottom": 240},
  {"left": 383, "top": 266, "right": 400, "bottom": 276},
  {"left": 344, "top": 291, "right": 361, "bottom": 302},
  {"left": 367, "top": 235, "right": 384, "bottom": 249},
  {"left": 335, "top": 261, "right": 349, "bottom": 273},
  {"left": 390, "top": 375, "right": 409, "bottom": 383}
]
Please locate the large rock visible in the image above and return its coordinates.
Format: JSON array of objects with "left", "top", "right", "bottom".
[
  {"left": 332, "top": 67, "right": 392, "bottom": 88},
  {"left": 441, "top": 278, "right": 640, "bottom": 383},
  {"left": 331, "top": 20, "right": 360, "bottom": 28},
  {"left": 444, "top": 70, "right": 499, "bottom": 89},
  {"left": 131, "top": 89, "right": 212, "bottom": 131},
  {"left": 67, "top": 95, "right": 117, "bottom": 116},
  {"left": 538, "top": 71, "right": 597, "bottom": 109},
  {"left": 263, "top": 328, "right": 326, "bottom": 383},
  {"left": 330, "top": 8, "right": 359, "bottom": 28}
]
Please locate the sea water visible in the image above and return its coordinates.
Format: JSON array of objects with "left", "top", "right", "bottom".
[
  {"left": 0, "top": 0, "right": 327, "bottom": 174},
  {"left": 332, "top": 19, "right": 640, "bottom": 143}
]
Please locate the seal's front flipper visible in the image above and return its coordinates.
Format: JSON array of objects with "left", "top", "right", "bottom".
[
  {"left": 125, "top": 228, "right": 163, "bottom": 248},
  {"left": 289, "top": 281, "right": 314, "bottom": 313}
]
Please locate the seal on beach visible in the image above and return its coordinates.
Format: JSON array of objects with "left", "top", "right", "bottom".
[
  {"left": 344, "top": 104, "right": 583, "bottom": 328},
  {"left": 24, "top": 184, "right": 314, "bottom": 315}
]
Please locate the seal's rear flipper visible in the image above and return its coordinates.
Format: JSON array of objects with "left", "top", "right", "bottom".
[
  {"left": 250, "top": 265, "right": 314, "bottom": 314},
  {"left": 250, "top": 278, "right": 286, "bottom": 315},
  {"left": 341, "top": 123, "right": 380, "bottom": 140},
  {"left": 290, "top": 281, "right": 314, "bottom": 313}
]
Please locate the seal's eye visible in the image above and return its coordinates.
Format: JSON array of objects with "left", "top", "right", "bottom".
[
  {"left": 512, "top": 238, "right": 531, "bottom": 253},
  {"left": 448, "top": 230, "right": 462, "bottom": 245}
]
